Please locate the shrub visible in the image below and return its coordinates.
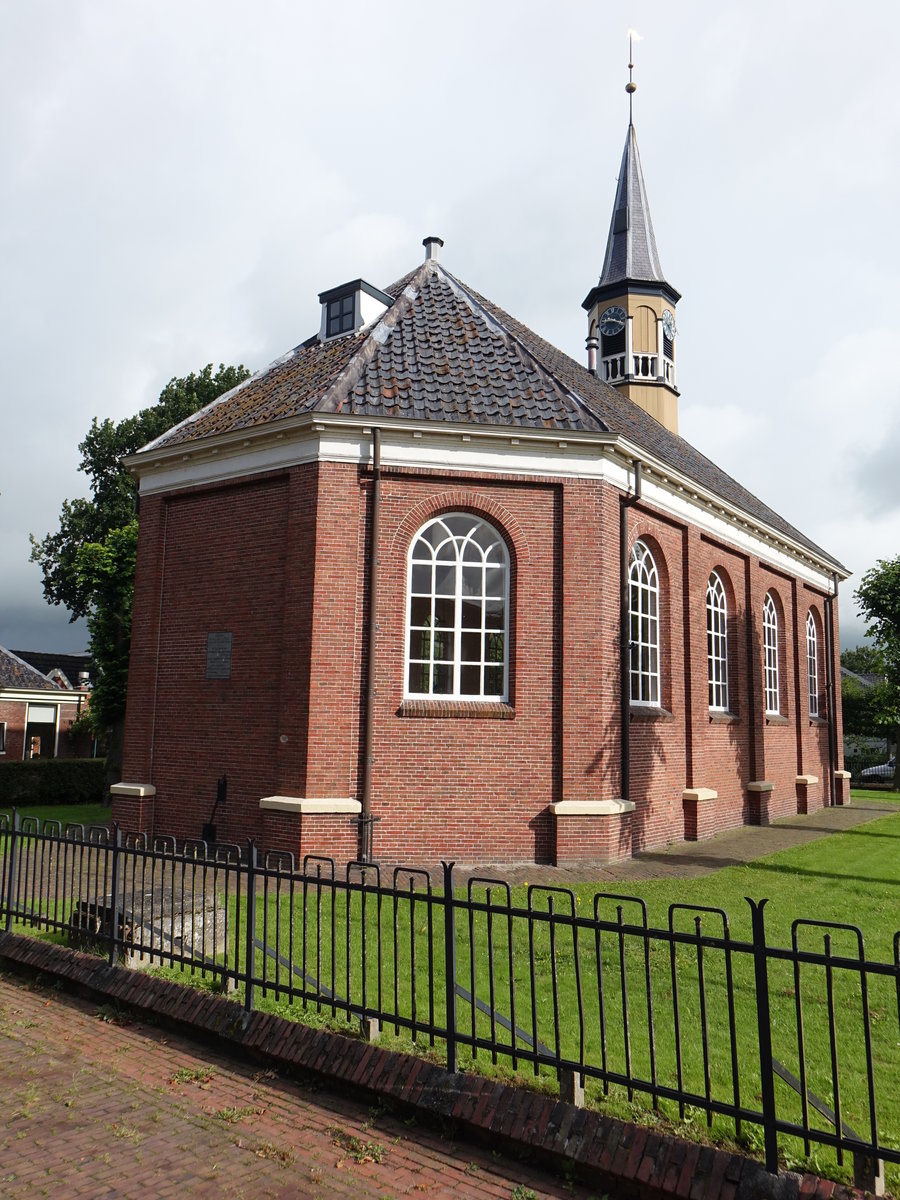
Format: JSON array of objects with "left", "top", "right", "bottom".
[{"left": 0, "top": 758, "right": 107, "bottom": 806}]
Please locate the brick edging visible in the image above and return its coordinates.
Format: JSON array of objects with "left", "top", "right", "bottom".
[{"left": 0, "top": 934, "right": 870, "bottom": 1200}]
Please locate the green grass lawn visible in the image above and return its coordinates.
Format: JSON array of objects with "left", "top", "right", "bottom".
[
  {"left": 850, "top": 786, "right": 900, "bottom": 803},
  {"left": 4, "top": 792, "right": 897, "bottom": 1186},
  {"left": 0, "top": 802, "right": 111, "bottom": 828},
  {"left": 235, "top": 805, "right": 900, "bottom": 1187}
]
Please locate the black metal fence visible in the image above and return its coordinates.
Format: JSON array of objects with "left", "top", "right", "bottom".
[
  {"left": 1, "top": 812, "right": 898, "bottom": 1186},
  {"left": 844, "top": 749, "right": 895, "bottom": 783}
]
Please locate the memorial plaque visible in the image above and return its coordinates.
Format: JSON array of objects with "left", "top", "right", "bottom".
[{"left": 206, "top": 632, "right": 233, "bottom": 680}]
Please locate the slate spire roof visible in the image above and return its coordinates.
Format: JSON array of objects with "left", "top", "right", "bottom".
[
  {"left": 137, "top": 255, "right": 843, "bottom": 572},
  {"left": 597, "top": 122, "right": 670, "bottom": 290}
]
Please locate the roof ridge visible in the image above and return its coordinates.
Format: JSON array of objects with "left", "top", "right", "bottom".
[
  {"left": 434, "top": 266, "right": 611, "bottom": 434},
  {"left": 314, "top": 262, "right": 431, "bottom": 414}
]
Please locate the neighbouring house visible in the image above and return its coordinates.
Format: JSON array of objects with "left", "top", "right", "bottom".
[
  {"left": 112, "top": 107, "right": 849, "bottom": 866},
  {"left": 0, "top": 647, "right": 93, "bottom": 761}
]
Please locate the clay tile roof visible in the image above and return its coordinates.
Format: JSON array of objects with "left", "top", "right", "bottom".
[
  {"left": 140, "top": 258, "right": 843, "bottom": 571},
  {"left": 0, "top": 646, "right": 62, "bottom": 691}
]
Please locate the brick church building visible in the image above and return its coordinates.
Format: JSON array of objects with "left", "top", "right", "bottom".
[{"left": 112, "top": 106, "right": 849, "bottom": 866}]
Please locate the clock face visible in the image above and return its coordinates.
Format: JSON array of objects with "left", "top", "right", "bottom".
[
  {"left": 662, "top": 309, "right": 676, "bottom": 340},
  {"left": 599, "top": 305, "right": 627, "bottom": 337}
]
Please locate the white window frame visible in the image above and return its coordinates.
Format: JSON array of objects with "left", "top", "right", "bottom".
[
  {"left": 763, "top": 592, "right": 780, "bottom": 715},
  {"left": 629, "top": 540, "right": 660, "bottom": 706},
  {"left": 405, "top": 513, "right": 509, "bottom": 701},
  {"left": 807, "top": 611, "right": 819, "bottom": 718},
  {"left": 707, "top": 571, "right": 729, "bottom": 711}
]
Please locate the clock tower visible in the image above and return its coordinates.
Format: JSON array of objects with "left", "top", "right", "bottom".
[{"left": 582, "top": 72, "right": 681, "bottom": 434}]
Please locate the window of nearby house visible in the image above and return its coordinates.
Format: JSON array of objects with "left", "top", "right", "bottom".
[
  {"left": 707, "top": 571, "right": 729, "bottom": 711},
  {"left": 807, "top": 611, "right": 819, "bottom": 718},
  {"left": 0, "top": 722, "right": 5, "bottom": 754},
  {"left": 763, "top": 592, "right": 780, "bottom": 714},
  {"left": 326, "top": 293, "right": 355, "bottom": 337},
  {"left": 406, "top": 513, "right": 509, "bottom": 700},
  {"left": 629, "top": 540, "right": 660, "bottom": 706}
]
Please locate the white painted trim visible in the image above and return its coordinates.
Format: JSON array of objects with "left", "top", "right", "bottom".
[
  {"left": 130, "top": 415, "right": 845, "bottom": 587},
  {"left": 682, "top": 788, "right": 718, "bottom": 803},
  {"left": 110, "top": 783, "right": 157, "bottom": 799},
  {"left": 550, "top": 798, "right": 636, "bottom": 816},
  {"left": 258, "top": 796, "right": 361, "bottom": 814},
  {"left": 0, "top": 689, "right": 85, "bottom": 706},
  {"left": 747, "top": 781, "right": 774, "bottom": 793},
  {"left": 795, "top": 775, "right": 819, "bottom": 786},
  {"left": 135, "top": 431, "right": 319, "bottom": 496}
]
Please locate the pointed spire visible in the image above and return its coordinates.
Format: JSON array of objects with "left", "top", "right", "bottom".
[{"left": 597, "top": 124, "right": 667, "bottom": 288}]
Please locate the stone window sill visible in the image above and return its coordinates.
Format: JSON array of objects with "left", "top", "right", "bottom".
[
  {"left": 398, "top": 699, "right": 515, "bottom": 720},
  {"left": 765, "top": 713, "right": 790, "bottom": 726},
  {"left": 808, "top": 716, "right": 828, "bottom": 727},
  {"left": 709, "top": 711, "right": 740, "bottom": 724},
  {"left": 630, "top": 705, "right": 674, "bottom": 723}
]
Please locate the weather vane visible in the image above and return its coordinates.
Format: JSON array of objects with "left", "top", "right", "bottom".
[{"left": 626, "top": 29, "right": 642, "bottom": 124}]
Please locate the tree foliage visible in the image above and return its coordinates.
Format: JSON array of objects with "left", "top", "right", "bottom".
[
  {"left": 853, "top": 556, "right": 900, "bottom": 782},
  {"left": 30, "top": 364, "right": 250, "bottom": 755},
  {"left": 75, "top": 521, "right": 139, "bottom": 735},
  {"left": 30, "top": 364, "right": 250, "bottom": 621},
  {"left": 839, "top": 644, "right": 886, "bottom": 676}
]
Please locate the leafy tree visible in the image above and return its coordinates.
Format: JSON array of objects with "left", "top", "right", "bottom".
[
  {"left": 840, "top": 644, "right": 886, "bottom": 676},
  {"left": 31, "top": 364, "right": 250, "bottom": 620},
  {"left": 854, "top": 557, "right": 900, "bottom": 785},
  {"left": 30, "top": 364, "right": 250, "bottom": 772},
  {"left": 75, "top": 521, "right": 138, "bottom": 745}
]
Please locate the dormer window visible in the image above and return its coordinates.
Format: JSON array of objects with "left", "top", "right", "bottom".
[
  {"left": 318, "top": 279, "right": 393, "bottom": 342},
  {"left": 327, "top": 293, "right": 355, "bottom": 337}
]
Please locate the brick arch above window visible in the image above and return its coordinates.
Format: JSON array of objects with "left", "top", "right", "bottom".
[
  {"left": 628, "top": 531, "right": 671, "bottom": 607},
  {"left": 392, "top": 491, "right": 529, "bottom": 568}
]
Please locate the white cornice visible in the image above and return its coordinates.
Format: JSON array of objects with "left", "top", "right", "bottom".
[
  {"left": 0, "top": 689, "right": 86, "bottom": 705},
  {"left": 130, "top": 413, "right": 846, "bottom": 589}
]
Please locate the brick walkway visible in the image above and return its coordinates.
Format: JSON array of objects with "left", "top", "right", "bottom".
[
  {"left": 0, "top": 971, "right": 599, "bottom": 1200},
  {"left": 451, "top": 796, "right": 897, "bottom": 886}
]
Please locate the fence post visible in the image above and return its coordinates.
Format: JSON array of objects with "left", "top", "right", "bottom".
[
  {"left": 3, "top": 810, "right": 21, "bottom": 934},
  {"left": 107, "top": 824, "right": 123, "bottom": 968},
  {"left": 442, "top": 861, "right": 458, "bottom": 1074},
  {"left": 243, "top": 840, "right": 257, "bottom": 1013},
  {"left": 748, "top": 897, "right": 779, "bottom": 1174}
]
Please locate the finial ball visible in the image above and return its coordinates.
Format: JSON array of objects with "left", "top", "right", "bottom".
[{"left": 626, "top": 82, "right": 636, "bottom": 94}]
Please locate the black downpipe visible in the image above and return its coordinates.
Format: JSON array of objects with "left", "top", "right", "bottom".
[
  {"left": 824, "top": 574, "right": 839, "bottom": 807},
  {"left": 360, "top": 428, "right": 382, "bottom": 861},
  {"left": 620, "top": 461, "right": 643, "bottom": 805}
]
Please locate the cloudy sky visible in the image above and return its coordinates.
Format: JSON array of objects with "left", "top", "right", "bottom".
[{"left": 2, "top": 0, "right": 898, "bottom": 655}]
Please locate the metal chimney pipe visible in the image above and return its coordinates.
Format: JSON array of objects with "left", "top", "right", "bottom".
[{"left": 423, "top": 236, "right": 444, "bottom": 262}]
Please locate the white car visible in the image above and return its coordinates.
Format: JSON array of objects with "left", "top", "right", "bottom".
[{"left": 860, "top": 756, "right": 896, "bottom": 779}]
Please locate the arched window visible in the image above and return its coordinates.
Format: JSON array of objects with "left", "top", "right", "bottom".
[
  {"left": 763, "top": 592, "right": 780, "bottom": 714},
  {"left": 707, "top": 571, "right": 729, "bottom": 711},
  {"left": 406, "top": 513, "right": 508, "bottom": 700},
  {"left": 807, "top": 612, "right": 819, "bottom": 718},
  {"left": 629, "top": 540, "right": 660, "bottom": 705}
]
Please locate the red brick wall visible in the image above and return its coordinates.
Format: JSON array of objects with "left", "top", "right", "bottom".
[
  {"left": 120, "top": 473, "right": 296, "bottom": 845},
  {"left": 364, "top": 471, "right": 560, "bottom": 862},
  {"left": 118, "top": 456, "right": 847, "bottom": 865},
  {"left": 0, "top": 700, "right": 26, "bottom": 761},
  {"left": 0, "top": 698, "right": 88, "bottom": 761}
]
